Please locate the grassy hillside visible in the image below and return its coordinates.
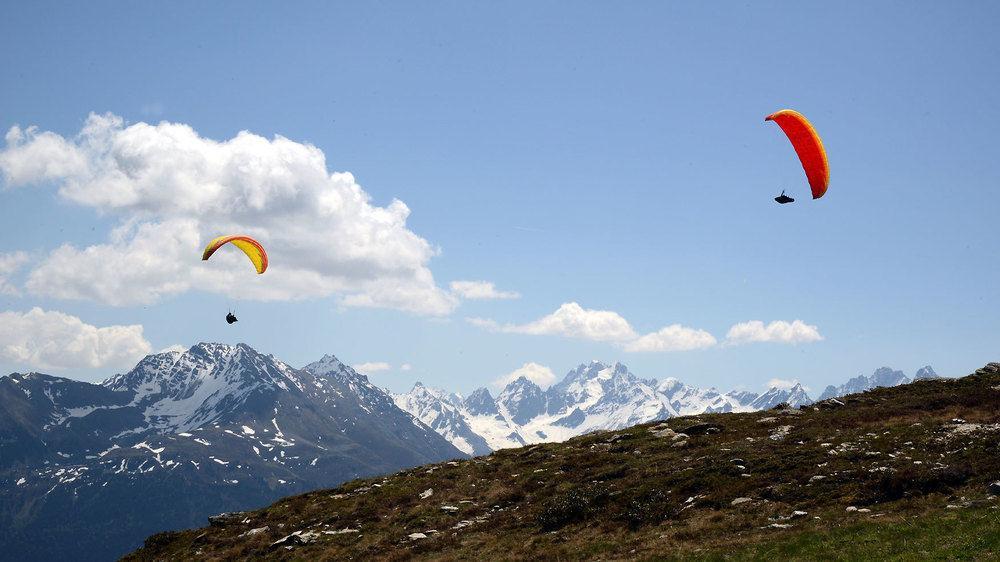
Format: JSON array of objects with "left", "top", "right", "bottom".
[{"left": 127, "top": 363, "right": 1000, "bottom": 561}]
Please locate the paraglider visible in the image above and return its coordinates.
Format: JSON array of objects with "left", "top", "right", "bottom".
[
  {"left": 202, "top": 235, "right": 267, "bottom": 324},
  {"left": 202, "top": 235, "right": 268, "bottom": 274},
  {"left": 774, "top": 190, "right": 794, "bottom": 204},
  {"left": 765, "top": 109, "right": 829, "bottom": 202}
]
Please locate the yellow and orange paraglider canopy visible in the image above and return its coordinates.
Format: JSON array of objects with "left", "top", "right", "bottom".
[
  {"left": 202, "top": 235, "right": 268, "bottom": 274},
  {"left": 765, "top": 109, "right": 829, "bottom": 200}
]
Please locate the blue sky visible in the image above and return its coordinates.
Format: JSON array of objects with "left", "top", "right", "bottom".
[{"left": 1, "top": 1, "right": 998, "bottom": 394}]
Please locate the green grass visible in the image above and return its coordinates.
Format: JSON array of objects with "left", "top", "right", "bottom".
[{"left": 689, "top": 508, "right": 1000, "bottom": 561}]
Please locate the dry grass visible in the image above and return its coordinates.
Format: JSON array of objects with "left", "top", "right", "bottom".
[{"left": 125, "top": 366, "right": 1000, "bottom": 561}]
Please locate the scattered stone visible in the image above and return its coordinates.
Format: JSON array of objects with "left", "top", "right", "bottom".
[
  {"left": 988, "top": 481, "right": 1000, "bottom": 496},
  {"left": 271, "top": 530, "right": 320, "bottom": 547},
  {"left": 441, "top": 505, "right": 459, "bottom": 512},
  {"left": 239, "top": 526, "right": 269, "bottom": 537},
  {"left": 790, "top": 510, "right": 808, "bottom": 518},
  {"left": 419, "top": 488, "right": 433, "bottom": 499},
  {"left": 757, "top": 416, "right": 778, "bottom": 424},
  {"left": 408, "top": 532, "right": 428, "bottom": 540},
  {"left": 845, "top": 506, "right": 858, "bottom": 512},
  {"left": 731, "top": 497, "right": 752, "bottom": 506},
  {"left": 208, "top": 511, "right": 247, "bottom": 527},
  {"left": 857, "top": 508, "right": 871, "bottom": 513},
  {"left": 770, "top": 426, "right": 793, "bottom": 441},
  {"left": 765, "top": 523, "right": 793, "bottom": 529},
  {"left": 672, "top": 439, "right": 689, "bottom": 448},
  {"left": 322, "top": 528, "right": 359, "bottom": 535}
]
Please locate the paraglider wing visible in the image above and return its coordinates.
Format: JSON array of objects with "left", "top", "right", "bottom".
[
  {"left": 202, "top": 235, "right": 268, "bottom": 274},
  {"left": 765, "top": 109, "right": 829, "bottom": 199}
]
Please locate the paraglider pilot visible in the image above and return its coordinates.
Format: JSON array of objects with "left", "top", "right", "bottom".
[{"left": 226, "top": 312, "right": 238, "bottom": 324}]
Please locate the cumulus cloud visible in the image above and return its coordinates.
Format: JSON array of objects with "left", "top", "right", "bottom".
[
  {"left": 354, "top": 361, "right": 392, "bottom": 375},
  {"left": 471, "top": 302, "right": 636, "bottom": 342},
  {"left": 469, "top": 302, "right": 717, "bottom": 353},
  {"left": 0, "top": 251, "right": 29, "bottom": 295},
  {"left": 623, "top": 324, "right": 717, "bottom": 352},
  {"left": 400, "top": 363, "right": 413, "bottom": 371},
  {"left": 493, "top": 362, "right": 557, "bottom": 389},
  {"left": 449, "top": 280, "right": 520, "bottom": 300},
  {"left": 726, "top": 320, "right": 823, "bottom": 345},
  {"left": 765, "top": 378, "right": 809, "bottom": 392},
  {"left": 0, "top": 308, "right": 152, "bottom": 370},
  {"left": 0, "top": 113, "right": 456, "bottom": 315}
]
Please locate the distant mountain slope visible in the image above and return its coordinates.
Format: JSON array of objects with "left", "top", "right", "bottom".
[
  {"left": 394, "top": 362, "right": 943, "bottom": 456},
  {"left": 817, "top": 365, "right": 938, "bottom": 400},
  {"left": 392, "top": 360, "right": 799, "bottom": 453},
  {"left": 0, "top": 344, "right": 461, "bottom": 562},
  {"left": 126, "top": 362, "right": 1000, "bottom": 561}
]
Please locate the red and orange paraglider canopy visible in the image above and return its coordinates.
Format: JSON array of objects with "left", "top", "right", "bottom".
[{"left": 765, "top": 109, "right": 829, "bottom": 200}]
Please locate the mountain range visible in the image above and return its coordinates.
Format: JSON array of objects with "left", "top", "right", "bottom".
[
  {"left": 0, "top": 341, "right": 940, "bottom": 561},
  {"left": 391, "top": 361, "right": 937, "bottom": 455},
  {"left": 0, "top": 343, "right": 461, "bottom": 562}
]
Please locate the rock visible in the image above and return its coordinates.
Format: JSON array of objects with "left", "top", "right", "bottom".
[
  {"left": 816, "top": 398, "right": 844, "bottom": 410},
  {"left": 271, "top": 530, "right": 320, "bottom": 547},
  {"left": 672, "top": 439, "right": 689, "bottom": 448},
  {"left": 323, "top": 528, "right": 359, "bottom": 535},
  {"left": 757, "top": 416, "right": 778, "bottom": 424},
  {"left": 845, "top": 506, "right": 858, "bottom": 512},
  {"left": 239, "top": 526, "right": 269, "bottom": 538},
  {"left": 208, "top": 511, "right": 247, "bottom": 527},
  {"left": 419, "top": 488, "right": 433, "bottom": 499},
  {"left": 988, "top": 481, "right": 1000, "bottom": 496},
  {"left": 769, "top": 425, "right": 793, "bottom": 441},
  {"left": 408, "top": 532, "right": 428, "bottom": 540},
  {"left": 441, "top": 505, "right": 459, "bottom": 512},
  {"left": 679, "top": 423, "right": 723, "bottom": 436},
  {"left": 731, "top": 497, "right": 752, "bottom": 506},
  {"left": 809, "top": 475, "right": 826, "bottom": 483},
  {"left": 650, "top": 427, "right": 677, "bottom": 439},
  {"left": 790, "top": 510, "right": 808, "bottom": 518},
  {"left": 857, "top": 508, "right": 871, "bottom": 513},
  {"left": 766, "top": 523, "right": 793, "bottom": 529}
]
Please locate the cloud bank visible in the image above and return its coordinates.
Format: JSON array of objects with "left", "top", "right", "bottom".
[
  {"left": 725, "top": 320, "right": 823, "bottom": 345},
  {"left": 449, "top": 280, "right": 520, "bottom": 300},
  {"left": 0, "top": 308, "right": 152, "bottom": 370},
  {"left": 469, "top": 302, "right": 717, "bottom": 353},
  {"left": 0, "top": 114, "right": 458, "bottom": 315}
]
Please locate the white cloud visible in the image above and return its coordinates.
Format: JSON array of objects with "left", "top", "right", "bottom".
[
  {"left": 159, "top": 344, "right": 188, "bottom": 354},
  {"left": 469, "top": 302, "right": 717, "bottom": 353},
  {"left": 0, "top": 307, "right": 152, "bottom": 370},
  {"left": 0, "top": 113, "right": 456, "bottom": 315},
  {"left": 354, "top": 361, "right": 392, "bottom": 375},
  {"left": 726, "top": 320, "right": 823, "bottom": 345},
  {"left": 449, "top": 280, "right": 520, "bottom": 300},
  {"left": 0, "top": 251, "right": 29, "bottom": 295},
  {"left": 471, "top": 302, "right": 637, "bottom": 343},
  {"left": 400, "top": 363, "right": 413, "bottom": 371},
  {"left": 766, "top": 378, "right": 799, "bottom": 390},
  {"left": 492, "top": 362, "right": 556, "bottom": 389},
  {"left": 624, "top": 324, "right": 717, "bottom": 352}
]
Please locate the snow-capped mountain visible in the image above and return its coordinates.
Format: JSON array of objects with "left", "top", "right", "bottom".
[
  {"left": 748, "top": 382, "right": 813, "bottom": 409},
  {"left": 817, "top": 366, "right": 918, "bottom": 400},
  {"left": 392, "top": 361, "right": 941, "bottom": 456},
  {"left": 0, "top": 343, "right": 461, "bottom": 562},
  {"left": 392, "top": 360, "right": 807, "bottom": 455}
]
